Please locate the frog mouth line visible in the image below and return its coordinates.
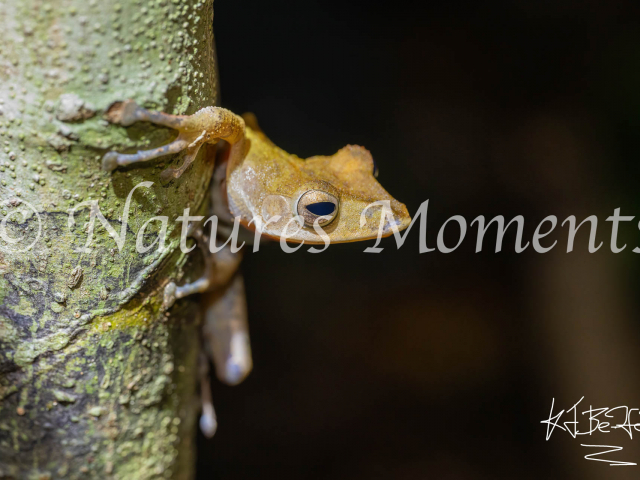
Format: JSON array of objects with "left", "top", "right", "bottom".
[{"left": 236, "top": 216, "right": 406, "bottom": 245}]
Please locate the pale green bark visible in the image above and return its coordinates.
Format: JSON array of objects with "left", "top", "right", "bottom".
[{"left": 0, "top": 0, "right": 218, "bottom": 478}]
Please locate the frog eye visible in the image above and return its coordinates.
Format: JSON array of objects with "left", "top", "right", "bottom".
[{"left": 296, "top": 190, "right": 339, "bottom": 227}]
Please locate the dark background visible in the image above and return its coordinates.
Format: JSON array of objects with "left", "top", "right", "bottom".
[{"left": 198, "top": 1, "right": 640, "bottom": 478}]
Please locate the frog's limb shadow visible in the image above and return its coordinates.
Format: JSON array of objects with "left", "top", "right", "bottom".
[{"left": 102, "top": 100, "right": 245, "bottom": 180}]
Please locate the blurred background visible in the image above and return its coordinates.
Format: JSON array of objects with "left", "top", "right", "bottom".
[{"left": 198, "top": 1, "right": 640, "bottom": 478}]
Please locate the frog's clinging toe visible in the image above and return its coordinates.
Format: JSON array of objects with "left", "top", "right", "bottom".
[
  {"left": 223, "top": 361, "right": 247, "bottom": 386},
  {"left": 199, "top": 408, "right": 217, "bottom": 438},
  {"left": 163, "top": 282, "right": 177, "bottom": 309},
  {"left": 102, "top": 151, "right": 120, "bottom": 172},
  {"left": 106, "top": 99, "right": 142, "bottom": 127}
]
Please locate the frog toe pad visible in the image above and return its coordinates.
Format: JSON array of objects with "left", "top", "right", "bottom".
[{"left": 102, "top": 151, "right": 120, "bottom": 172}]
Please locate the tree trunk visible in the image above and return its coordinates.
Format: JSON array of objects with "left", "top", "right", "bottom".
[{"left": 0, "top": 0, "right": 218, "bottom": 478}]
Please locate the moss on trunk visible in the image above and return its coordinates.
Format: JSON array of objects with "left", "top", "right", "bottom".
[{"left": 0, "top": 0, "right": 219, "bottom": 478}]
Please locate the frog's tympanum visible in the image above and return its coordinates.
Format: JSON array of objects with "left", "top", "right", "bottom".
[{"left": 103, "top": 101, "right": 411, "bottom": 436}]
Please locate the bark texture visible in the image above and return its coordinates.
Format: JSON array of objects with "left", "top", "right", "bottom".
[{"left": 0, "top": 0, "right": 218, "bottom": 478}]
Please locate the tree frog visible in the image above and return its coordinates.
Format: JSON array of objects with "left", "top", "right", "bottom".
[{"left": 103, "top": 100, "right": 411, "bottom": 436}]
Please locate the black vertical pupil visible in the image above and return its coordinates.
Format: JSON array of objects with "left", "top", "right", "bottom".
[{"left": 306, "top": 202, "right": 336, "bottom": 216}]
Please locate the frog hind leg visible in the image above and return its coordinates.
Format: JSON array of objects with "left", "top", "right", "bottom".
[
  {"left": 161, "top": 225, "right": 252, "bottom": 385},
  {"left": 198, "top": 352, "right": 218, "bottom": 438},
  {"left": 203, "top": 273, "right": 253, "bottom": 386}
]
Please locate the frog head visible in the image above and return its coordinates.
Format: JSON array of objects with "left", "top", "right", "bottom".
[{"left": 225, "top": 124, "right": 411, "bottom": 244}]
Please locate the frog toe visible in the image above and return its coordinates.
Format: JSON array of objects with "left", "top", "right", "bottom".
[{"left": 102, "top": 151, "right": 120, "bottom": 172}]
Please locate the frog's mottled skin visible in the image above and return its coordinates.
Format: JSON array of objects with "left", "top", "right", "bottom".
[{"left": 103, "top": 100, "right": 411, "bottom": 437}]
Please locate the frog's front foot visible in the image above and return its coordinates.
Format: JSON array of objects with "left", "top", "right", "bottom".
[{"left": 102, "top": 100, "right": 245, "bottom": 180}]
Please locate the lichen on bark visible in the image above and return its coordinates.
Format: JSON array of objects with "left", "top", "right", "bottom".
[{"left": 0, "top": 0, "right": 219, "bottom": 478}]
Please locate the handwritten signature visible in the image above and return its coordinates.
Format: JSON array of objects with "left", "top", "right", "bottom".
[{"left": 542, "top": 397, "right": 640, "bottom": 466}]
